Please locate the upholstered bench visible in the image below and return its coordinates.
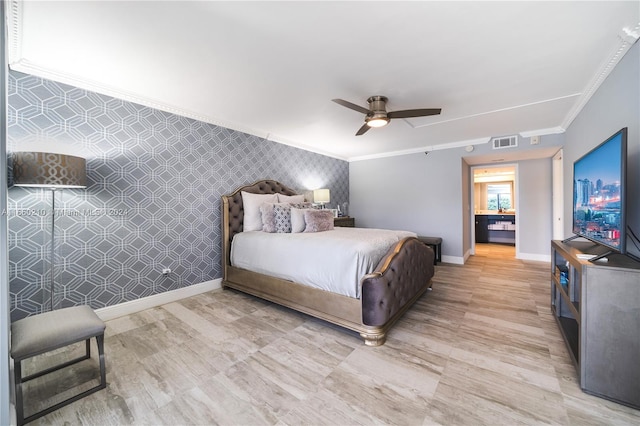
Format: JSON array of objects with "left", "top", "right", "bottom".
[
  {"left": 10, "top": 305, "right": 106, "bottom": 425},
  {"left": 417, "top": 236, "right": 442, "bottom": 264}
]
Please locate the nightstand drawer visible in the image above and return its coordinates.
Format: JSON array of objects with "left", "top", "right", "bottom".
[{"left": 334, "top": 217, "right": 354, "bottom": 227}]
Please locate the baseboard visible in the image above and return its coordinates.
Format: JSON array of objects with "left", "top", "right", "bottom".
[
  {"left": 441, "top": 254, "right": 465, "bottom": 265},
  {"left": 463, "top": 249, "right": 472, "bottom": 263},
  {"left": 95, "top": 279, "right": 222, "bottom": 321},
  {"left": 517, "top": 252, "right": 551, "bottom": 262}
]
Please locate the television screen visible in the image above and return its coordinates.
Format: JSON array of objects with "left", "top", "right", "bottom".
[{"left": 572, "top": 127, "right": 627, "bottom": 253}]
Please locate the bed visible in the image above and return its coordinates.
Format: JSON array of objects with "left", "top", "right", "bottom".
[{"left": 221, "top": 180, "right": 435, "bottom": 346}]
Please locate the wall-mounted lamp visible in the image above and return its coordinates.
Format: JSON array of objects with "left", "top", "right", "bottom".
[
  {"left": 313, "top": 188, "right": 330, "bottom": 208},
  {"left": 12, "top": 152, "right": 87, "bottom": 311}
]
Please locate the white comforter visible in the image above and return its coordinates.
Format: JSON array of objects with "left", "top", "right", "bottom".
[{"left": 230, "top": 227, "right": 416, "bottom": 298}]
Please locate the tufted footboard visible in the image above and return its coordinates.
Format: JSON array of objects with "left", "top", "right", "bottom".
[{"left": 360, "top": 238, "right": 435, "bottom": 342}]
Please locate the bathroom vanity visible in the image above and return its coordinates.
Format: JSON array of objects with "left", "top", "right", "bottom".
[{"left": 475, "top": 213, "right": 516, "bottom": 244}]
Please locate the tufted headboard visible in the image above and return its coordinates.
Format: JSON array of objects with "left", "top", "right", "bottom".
[{"left": 221, "top": 180, "right": 297, "bottom": 272}]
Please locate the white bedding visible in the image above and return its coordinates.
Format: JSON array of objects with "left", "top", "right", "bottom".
[{"left": 230, "top": 227, "right": 416, "bottom": 298}]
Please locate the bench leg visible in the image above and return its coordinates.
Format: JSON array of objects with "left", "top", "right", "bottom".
[
  {"left": 15, "top": 360, "right": 24, "bottom": 426},
  {"left": 16, "top": 334, "right": 107, "bottom": 425},
  {"left": 97, "top": 334, "right": 106, "bottom": 386}
]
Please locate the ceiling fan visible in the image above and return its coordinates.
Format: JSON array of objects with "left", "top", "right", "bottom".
[{"left": 332, "top": 96, "right": 442, "bottom": 136}]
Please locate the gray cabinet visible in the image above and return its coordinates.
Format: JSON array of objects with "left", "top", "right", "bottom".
[
  {"left": 475, "top": 215, "right": 488, "bottom": 243},
  {"left": 475, "top": 214, "right": 515, "bottom": 244},
  {"left": 551, "top": 240, "right": 640, "bottom": 409}
]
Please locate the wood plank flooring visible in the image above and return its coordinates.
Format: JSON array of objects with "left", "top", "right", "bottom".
[{"left": 20, "top": 243, "right": 640, "bottom": 425}]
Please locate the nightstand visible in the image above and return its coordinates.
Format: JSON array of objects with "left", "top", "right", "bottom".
[
  {"left": 417, "top": 236, "right": 442, "bottom": 265},
  {"left": 334, "top": 216, "right": 355, "bottom": 227}
]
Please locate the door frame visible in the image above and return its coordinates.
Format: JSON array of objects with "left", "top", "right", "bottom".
[
  {"left": 470, "top": 163, "right": 518, "bottom": 256},
  {"left": 552, "top": 149, "right": 564, "bottom": 240}
]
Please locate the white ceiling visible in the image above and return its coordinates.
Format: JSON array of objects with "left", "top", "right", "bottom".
[{"left": 7, "top": 1, "right": 640, "bottom": 161}]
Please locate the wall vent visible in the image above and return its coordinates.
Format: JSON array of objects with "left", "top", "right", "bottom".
[{"left": 492, "top": 135, "right": 518, "bottom": 149}]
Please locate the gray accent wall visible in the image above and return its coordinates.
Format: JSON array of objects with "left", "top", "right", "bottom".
[
  {"left": 563, "top": 42, "right": 639, "bottom": 259},
  {"left": 7, "top": 71, "right": 349, "bottom": 321}
]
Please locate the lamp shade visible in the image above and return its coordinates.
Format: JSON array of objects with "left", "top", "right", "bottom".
[
  {"left": 313, "top": 188, "right": 330, "bottom": 204},
  {"left": 12, "top": 152, "right": 87, "bottom": 188}
]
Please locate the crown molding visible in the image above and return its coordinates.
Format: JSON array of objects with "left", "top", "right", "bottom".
[
  {"left": 519, "top": 126, "right": 565, "bottom": 138},
  {"left": 349, "top": 137, "right": 490, "bottom": 162},
  {"left": 261, "top": 134, "right": 348, "bottom": 161},
  {"left": 10, "top": 59, "right": 267, "bottom": 139},
  {"left": 409, "top": 93, "right": 581, "bottom": 130},
  {"left": 561, "top": 22, "right": 640, "bottom": 130},
  {"left": 9, "top": 59, "right": 348, "bottom": 161},
  {"left": 6, "top": 0, "right": 22, "bottom": 63}
]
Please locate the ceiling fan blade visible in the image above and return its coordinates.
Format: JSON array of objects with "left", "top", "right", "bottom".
[
  {"left": 355, "top": 123, "right": 371, "bottom": 136},
  {"left": 332, "top": 99, "right": 370, "bottom": 115},
  {"left": 387, "top": 108, "right": 442, "bottom": 119}
]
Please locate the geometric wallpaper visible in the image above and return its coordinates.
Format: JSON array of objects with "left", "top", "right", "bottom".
[{"left": 7, "top": 70, "right": 349, "bottom": 321}]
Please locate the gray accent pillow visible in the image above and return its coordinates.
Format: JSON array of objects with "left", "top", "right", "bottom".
[
  {"left": 303, "top": 209, "right": 334, "bottom": 233},
  {"left": 274, "top": 204, "right": 292, "bottom": 233},
  {"left": 262, "top": 202, "right": 312, "bottom": 233}
]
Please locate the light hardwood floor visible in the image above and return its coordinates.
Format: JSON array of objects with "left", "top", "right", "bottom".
[{"left": 20, "top": 243, "right": 640, "bottom": 425}]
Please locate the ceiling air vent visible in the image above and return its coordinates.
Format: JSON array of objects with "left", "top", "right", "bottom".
[{"left": 492, "top": 135, "right": 518, "bottom": 150}]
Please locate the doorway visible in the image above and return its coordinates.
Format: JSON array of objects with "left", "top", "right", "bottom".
[{"left": 471, "top": 164, "right": 518, "bottom": 258}]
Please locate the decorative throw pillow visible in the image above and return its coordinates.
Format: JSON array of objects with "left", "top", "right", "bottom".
[
  {"left": 290, "top": 207, "right": 307, "bottom": 233},
  {"left": 260, "top": 203, "right": 277, "bottom": 233},
  {"left": 241, "top": 191, "right": 277, "bottom": 231},
  {"left": 289, "top": 202, "right": 312, "bottom": 209},
  {"left": 274, "top": 204, "right": 292, "bottom": 233},
  {"left": 303, "top": 209, "right": 334, "bottom": 233},
  {"left": 277, "top": 193, "right": 305, "bottom": 203}
]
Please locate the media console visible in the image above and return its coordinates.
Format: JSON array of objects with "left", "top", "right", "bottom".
[{"left": 551, "top": 240, "right": 640, "bottom": 409}]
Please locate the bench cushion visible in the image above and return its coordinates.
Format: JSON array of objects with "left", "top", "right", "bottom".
[{"left": 11, "top": 306, "right": 105, "bottom": 361}]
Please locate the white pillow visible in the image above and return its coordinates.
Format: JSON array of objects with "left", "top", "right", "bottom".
[
  {"left": 277, "top": 193, "right": 305, "bottom": 203},
  {"left": 290, "top": 207, "right": 307, "bottom": 233},
  {"left": 241, "top": 191, "right": 277, "bottom": 231}
]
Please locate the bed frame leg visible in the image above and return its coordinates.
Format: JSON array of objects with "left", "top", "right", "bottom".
[{"left": 360, "top": 332, "right": 386, "bottom": 347}]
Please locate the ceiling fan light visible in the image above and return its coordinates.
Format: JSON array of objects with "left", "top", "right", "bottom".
[{"left": 367, "top": 117, "right": 389, "bottom": 128}]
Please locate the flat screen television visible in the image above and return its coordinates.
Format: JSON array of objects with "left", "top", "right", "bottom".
[{"left": 572, "top": 127, "right": 627, "bottom": 256}]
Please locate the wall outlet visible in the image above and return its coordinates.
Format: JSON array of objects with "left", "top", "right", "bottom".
[
  {"left": 530, "top": 135, "right": 540, "bottom": 145},
  {"left": 162, "top": 268, "right": 171, "bottom": 275}
]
